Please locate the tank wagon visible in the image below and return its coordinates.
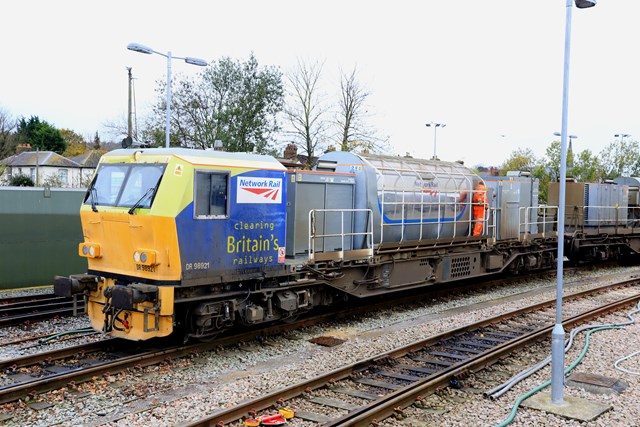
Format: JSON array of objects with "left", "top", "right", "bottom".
[{"left": 53, "top": 148, "right": 639, "bottom": 341}]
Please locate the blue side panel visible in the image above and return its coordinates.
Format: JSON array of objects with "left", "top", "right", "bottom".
[{"left": 176, "top": 169, "right": 287, "bottom": 282}]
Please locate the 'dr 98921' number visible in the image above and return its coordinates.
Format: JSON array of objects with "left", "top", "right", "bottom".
[{"left": 185, "top": 262, "right": 210, "bottom": 271}]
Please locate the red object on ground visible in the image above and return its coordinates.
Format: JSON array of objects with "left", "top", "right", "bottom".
[{"left": 260, "top": 414, "right": 287, "bottom": 425}]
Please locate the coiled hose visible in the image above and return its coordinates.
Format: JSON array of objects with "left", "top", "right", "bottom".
[
  {"left": 491, "top": 325, "right": 621, "bottom": 427},
  {"left": 489, "top": 300, "right": 640, "bottom": 427}
]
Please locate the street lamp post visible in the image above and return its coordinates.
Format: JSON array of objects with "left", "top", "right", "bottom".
[
  {"left": 615, "top": 133, "right": 631, "bottom": 143},
  {"left": 127, "top": 43, "right": 208, "bottom": 148},
  {"left": 552, "top": 0, "right": 596, "bottom": 405},
  {"left": 425, "top": 122, "right": 446, "bottom": 160}
]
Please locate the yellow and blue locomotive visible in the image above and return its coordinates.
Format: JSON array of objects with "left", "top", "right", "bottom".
[{"left": 55, "top": 148, "right": 292, "bottom": 340}]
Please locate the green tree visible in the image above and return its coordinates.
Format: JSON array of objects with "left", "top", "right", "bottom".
[
  {"left": 599, "top": 137, "right": 640, "bottom": 178},
  {"left": 543, "top": 141, "right": 566, "bottom": 183},
  {"left": 8, "top": 174, "right": 34, "bottom": 187},
  {"left": 532, "top": 163, "right": 551, "bottom": 205},
  {"left": 153, "top": 53, "right": 284, "bottom": 153},
  {"left": 15, "top": 116, "right": 66, "bottom": 154},
  {"left": 499, "top": 147, "right": 538, "bottom": 174},
  {"left": 61, "top": 129, "right": 87, "bottom": 157},
  {"left": 92, "top": 131, "right": 101, "bottom": 150},
  {"left": 571, "top": 149, "right": 604, "bottom": 182}
]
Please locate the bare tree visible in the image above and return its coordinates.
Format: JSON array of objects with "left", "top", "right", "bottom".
[
  {"left": 0, "top": 107, "right": 17, "bottom": 159},
  {"left": 284, "top": 59, "right": 329, "bottom": 167},
  {"left": 336, "top": 67, "right": 388, "bottom": 153}
]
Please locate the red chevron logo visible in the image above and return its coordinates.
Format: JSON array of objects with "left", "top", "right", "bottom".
[{"left": 242, "top": 187, "right": 280, "bottom": 200}]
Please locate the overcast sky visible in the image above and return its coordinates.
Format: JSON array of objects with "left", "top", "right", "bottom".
[{"left": 1, "top": 1, "right": 637, "bottom": 166}]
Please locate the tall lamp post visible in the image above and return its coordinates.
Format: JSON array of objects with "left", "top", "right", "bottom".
[
  {"left": 127, "top": 43, "right": 208, "bottom": 148},
  {"left": 425, "top": 122, "right": 446, "bottom": 160},
  {"left": 552, "top": 0, "right": 596, "bottom": 405}
]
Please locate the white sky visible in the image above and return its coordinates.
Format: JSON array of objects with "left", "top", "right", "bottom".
[{"left": 1, "top": 1, "right": 637, "bottom": 167}]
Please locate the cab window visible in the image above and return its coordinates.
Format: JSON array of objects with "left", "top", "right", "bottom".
[
  {"left": 85, "top": 163, "right": 165, "bottom": 208},
  {"left": 195, "top": 171, "right": 229, "bottom": 218}
]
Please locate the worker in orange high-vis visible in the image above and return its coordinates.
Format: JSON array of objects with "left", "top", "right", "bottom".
[{"left": 472, "top": 182, "right": 488, "bottom": 236}]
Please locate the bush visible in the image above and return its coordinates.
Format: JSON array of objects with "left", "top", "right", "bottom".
[{"left": 9, "top": 174, "right": 34, "bottom": 187}]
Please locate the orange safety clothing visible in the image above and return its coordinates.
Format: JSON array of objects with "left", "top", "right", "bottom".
[{"left": 472, "top": 183, "right": 488, "bottom": 236}]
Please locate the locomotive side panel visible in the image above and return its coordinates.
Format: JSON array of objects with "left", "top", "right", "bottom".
[{"left": 176, "top": 167, "right": 287, "bottom": 285}]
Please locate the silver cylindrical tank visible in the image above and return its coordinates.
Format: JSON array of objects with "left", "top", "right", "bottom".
[{"left": 316, "top": 152, "right": 481, "bottom": 247}]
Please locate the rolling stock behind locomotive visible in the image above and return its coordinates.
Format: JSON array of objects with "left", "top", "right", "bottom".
[{"left": 54, "top": 148, "right": 640, "bottom": 341}]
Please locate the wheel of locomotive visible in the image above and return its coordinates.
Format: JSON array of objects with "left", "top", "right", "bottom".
[
  {"left": 172, "top": 305, "right": 192, "bottom": 345},
  {"left": 180, "top": 304, "right": 228, "bottom": 343}
]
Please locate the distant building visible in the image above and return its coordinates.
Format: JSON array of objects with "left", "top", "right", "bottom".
[
  {"left": 70, "top": 150, "right": 106, "bottom": 185},
  {"left": 276, "top": 143, "right": 314, "bottom": 169},
  {"left": 0, "top": 148, "right": 102, "bottom": 188}
]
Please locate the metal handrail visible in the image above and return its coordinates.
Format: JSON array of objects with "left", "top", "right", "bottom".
[
  {"left": 518, "top": 204, "right": 639, "bottom": 242},
  {"left": 308, "top": 208, "right": 373, "bottom": 262},
  {"left": 378, "top": 188, "right": 486, "bottom": 245},
  {"left": 519, "top": 205, "right": 558, "bottom": 241}
]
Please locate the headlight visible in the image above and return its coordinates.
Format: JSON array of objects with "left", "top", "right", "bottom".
[
  {"left": 133, "top": 249, "right": 158, "bottom": 266},
  {"left": 78, "top": 243, "right": 101, "bottom": 258}
]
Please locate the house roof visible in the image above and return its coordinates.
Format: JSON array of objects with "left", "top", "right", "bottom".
[
  {"left": 70, "top": 150, "right": 106, "bottom": 168},
  {"left": 1, "top": 151, "right": 81, "bottom": 168}
]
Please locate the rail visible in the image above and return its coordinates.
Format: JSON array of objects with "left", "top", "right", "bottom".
[{"left": 308, "top": 209, "right": 373, "bottom": 263}]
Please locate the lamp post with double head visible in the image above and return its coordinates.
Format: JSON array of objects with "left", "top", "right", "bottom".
[
  {"left": 615, "top": 133, "right": 631, "bottom": 143},
  {"left": 425, "top": 122, "right": 446, "bottom": 160},
  {"left": 552, "top": 0, "right": 596, "bottom": 406},
  {"left": 127, "top": 43, "right": 208, "bottom": 148}
]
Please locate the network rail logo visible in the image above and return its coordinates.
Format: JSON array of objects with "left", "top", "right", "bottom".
[{"left": 237, "top": 177, "right": 282, "bottom": 204}]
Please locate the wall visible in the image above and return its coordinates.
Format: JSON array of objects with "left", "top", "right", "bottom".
[{"left": 0, "top": 187, "right": 86, "bottom": 289}]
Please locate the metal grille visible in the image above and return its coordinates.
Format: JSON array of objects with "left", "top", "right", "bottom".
[{"left": 451, "top": 256, "right": 471, "bottom": 278}]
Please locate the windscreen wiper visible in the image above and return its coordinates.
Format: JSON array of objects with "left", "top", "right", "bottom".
[
  {"left": 90, "top": 187, "right": 99, "bottom": 212},
  {"left": 128, "top": 187, "right": 156, "bottom": 215}
]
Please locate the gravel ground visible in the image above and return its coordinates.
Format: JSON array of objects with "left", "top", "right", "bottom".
[
  {"left": 0, "top": 286, "right": 55, "bottom": 299},
  {"left": 1, "top": 266, "right": 639, "bottom": 427}
]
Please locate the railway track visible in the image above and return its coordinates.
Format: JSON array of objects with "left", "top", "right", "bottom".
[
  {"left": 179, "top": 279, "right": 640, "bottom": 427},
  {"left": 0, "top": 267, "right": 631, "bottom": 412},
  {"left": 0, "top": 263, "right": 591, "bottom": 331},
  {"left": 0, "top": 294, "right": 85, "bottom": 327}
]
